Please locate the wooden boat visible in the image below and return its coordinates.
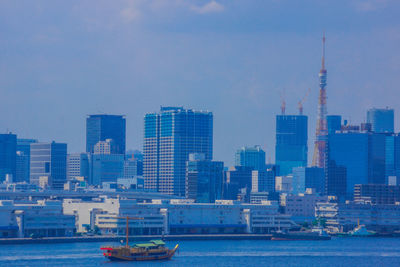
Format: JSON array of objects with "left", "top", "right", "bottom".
[
  {"left": 101, "top": 240, "right": 179, "bottom": 261},
  {"left": 100, "top": 216, "right": 179, "bottom": 261}
]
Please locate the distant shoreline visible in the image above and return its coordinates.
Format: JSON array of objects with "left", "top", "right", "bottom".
[{"left": 0, "top": 234, "right": 272, "bottom": 245}]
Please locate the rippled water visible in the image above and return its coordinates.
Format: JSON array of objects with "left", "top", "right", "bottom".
[{"left": 1, "top": 238, "right": 400, "bottom": 266}]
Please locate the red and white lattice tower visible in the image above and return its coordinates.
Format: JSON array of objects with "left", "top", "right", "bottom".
[{"left": 312, "top": 33, "right": 328, "bottom": 168}]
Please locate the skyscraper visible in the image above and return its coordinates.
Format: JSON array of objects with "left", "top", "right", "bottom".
[
  {"left": 326, "top": 130, "right": 386, "bottom": 198},
  {"left": 143, "top": 107, "right": 213, "bottom": 196},
  {"left": 0, "top": 133, "right": 17, "bottom": 182},
  {"left": 275, "top": 115, "right": 308, "bottom": 175},
  {"left": 185, "top": 153, "right": 224, "bottom": 203},
  {"left": 312, "top": 34, "right": 328, "bottom": 168},
  {"left": 16, "top": 139, "right": 38, "bottom": 182},
  {"left": 235, "top": 145, "right": 266, "bottom": 171},
  {"left": 86, "top": 115, "right": 126, "bottom": 154},
  {"left": 367, "top": 107, "right": 394, "bottom": 133},
  {"left": 30, "top": 142, "right": 67, "bottom": 190}
]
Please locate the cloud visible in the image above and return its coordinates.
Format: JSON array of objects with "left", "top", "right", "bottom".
[
  {"left": 353, "top": 0, "right": 389, "bottom": 12},
  {"left": 120, "top": 6, "right": 141, "bottom": 22},
  {"left": 191, "top": 1, "right": 224, "bottom": 14}
]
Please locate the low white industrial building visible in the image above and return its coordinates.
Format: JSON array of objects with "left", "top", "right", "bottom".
[
  {"left": 0, "top": 200, "right": 75, "bottom": 238},
  {"left": 63, "top": 197, "right": 295, "bottom": 235}
]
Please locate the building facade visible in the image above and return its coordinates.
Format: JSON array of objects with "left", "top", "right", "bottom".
[
  {"left": 30, "top": 142, "right": 67, "bottom": 190},
  {"left": 0, "top": 133, "right": 17, "bottom": 182},
  {"left": 86, "top": 114, "right": 126, "bottom": 154},
  {"left": 143, "top": 107, "right": 213, "bottom": 196},
  {"left": 90, "top": 154, "right": 124, "bottom": 186},
  {"left": 16, "top": 139, "right": 38, "bottom": 182},
  {"left": 185, "top": 153, "right": 224, "bottom": 203},
  {"left": 275, "top": 115, "right": 308, "bottom": 175},
  {"left": 235, "top": 146, "right": 266, "bottom": 171},
  {"left": 367, "top": 107, "right": 394, "bottom": 133},
  {"left": 326, "top": 130, "right": 387, "bottom": 197},
  {"left": 251, "top": 170, "right": 275, "bottom": 193},
  {"left": 292, "top": 167, "right": 325, "bottom": 195},
  {"left": 67, "top": 153, "right": 90, "bottom": 181}
]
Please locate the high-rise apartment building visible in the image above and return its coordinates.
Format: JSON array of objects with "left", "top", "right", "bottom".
[
  {"left": 86, "top": 115, "right": 126, "bottom": 154},
  {"left": 0, "top": 133, "right": 17, "bottom": 182},
  {"left": 235, "top": 145, "right": 266, "bottom": 171},
  {"left": 275, "top": 115, "right": 308, "bottom": 175},
  {"left": 143, "top": 107, "right": 213, "bottom": 196},
  {"left": 30, "top": 142, "right": 67, "bottom": 190},
  {"left": 185, "top": 153, "right": 224, "bottom": 203},
  {"left": 367, "top": 108, "right": 394, "bottom": 133}
]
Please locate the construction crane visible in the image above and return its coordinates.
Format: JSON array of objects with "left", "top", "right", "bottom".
[
  {"left": 116, "top": 216, "right": 144, "bottom": 247},
  {"left": 298, "top": 88, "right": 311, "bottom": 115}
]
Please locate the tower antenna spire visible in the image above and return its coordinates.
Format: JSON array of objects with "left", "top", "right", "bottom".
[{"left": 321, "top": 32, "right": 326, "bottom": 71}]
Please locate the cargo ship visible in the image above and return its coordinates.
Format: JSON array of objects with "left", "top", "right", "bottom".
[
  {"left": 272, "top": 227, "right": 331, "bottom": 241},
  {"left": 100, "top": 216, "right": 179, "bottom": 261}
]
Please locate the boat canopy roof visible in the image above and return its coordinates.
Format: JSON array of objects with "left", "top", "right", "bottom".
[
  {"left": 134, "top": 243, "right": 158, "bottom": 248},
  {"left": 134, "top": 240, "right": 165, "bottom": 248},
  {"left": 150, "top": 240, "right": 165, "bottom": 245}
]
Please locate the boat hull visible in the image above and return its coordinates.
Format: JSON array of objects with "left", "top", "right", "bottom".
[
  {"left": 272, "top": 233, "right": 331, "bottom": 241},
  {"left": 102, "top": 244, "right": 179, "bottom": 262}
]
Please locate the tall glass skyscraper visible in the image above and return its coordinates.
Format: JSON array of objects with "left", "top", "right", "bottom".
[
  {"left": 30, "top": 142, "right": 67, "bottom": 190},
  {"left": 86, "top": 115, "right": 126, "bottom": 154},
  {"left": 275, "top": 115, "right": 308, "bottom": 175},
  {"left": 367, "top": 108, "right": 394, "bottom": 133},
  {"left": 16, "top": 138, "right": 38, "bottom": 182},
  {"left": 143, "top": 107, "right": 213, "bottom": 196},
  {"left": 327, "top": 131, "right": 386, "bottom": 197},
  {"left": 235, "top": 145, "right": 266, "bottom": 171},
  {"left": 0, "top": 133, "right": 17, "bottom": 182}
]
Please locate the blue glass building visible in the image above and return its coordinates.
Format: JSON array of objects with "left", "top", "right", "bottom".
[
  {"left": 185, "top": 153, "right": 224, "bottom": 203},
  {"left": 235, "top": 145, "right": 266, "bottom": 171},
  {"left": 327, "top": 131, "right": 386, "bottom": 197},
  {"left": 30, "top": 142, "right": 67, "bottom": 190},
  {"left": 327, "top": 115, "right": 342, "bottom": 134},
  {"left": 367, "top": 108, "right": 394, "bottom": 133},
  {"left": 86, "top": 115, "right": 126, "bottom": 154},
  {"left": 89, "top": 154, "right": 124, "bottom": 185},
  {"left": 143, "top": 107, "right": 213, "bottom": 196},
  {"left": 292, "top": 167, "right": 325, "bottom": 194},
  {"left": 275, "top": 115, "right": 308, "bottom": 175},
  {"left": 0, "top": 133, "right": 17, "bottom": 182},
  {"left": 16, "top": 138, "right": 38, "bottom": 182}
]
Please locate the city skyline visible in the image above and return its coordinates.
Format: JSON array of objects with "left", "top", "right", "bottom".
[{"left": 1, "top": 1, "right": 400, "bottom": 165}]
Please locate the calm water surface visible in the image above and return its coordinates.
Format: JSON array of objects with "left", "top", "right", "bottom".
[{"left": 1, "top": 238, "right": 400, "bottom": 266}]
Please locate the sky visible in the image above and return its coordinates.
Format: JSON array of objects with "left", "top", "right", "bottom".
[{"left": 1, "top": 0, "right": 400, "bottom": 165}]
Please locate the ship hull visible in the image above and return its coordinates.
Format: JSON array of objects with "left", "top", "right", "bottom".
[
  {"left": 102, "top": 244, "right": 178, "bottom": 262},
  {"left": 272, "top": 233, "right": 331, "bottom": 241}
]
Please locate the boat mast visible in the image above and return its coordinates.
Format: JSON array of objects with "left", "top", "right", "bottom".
[{"left": 117, "top": 216, "right": 143, "bottom": 247}]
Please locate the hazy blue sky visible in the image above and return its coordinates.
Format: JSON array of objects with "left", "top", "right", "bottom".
[{"left": 1, "top": 0, "right": 400, "bottom": 165}]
